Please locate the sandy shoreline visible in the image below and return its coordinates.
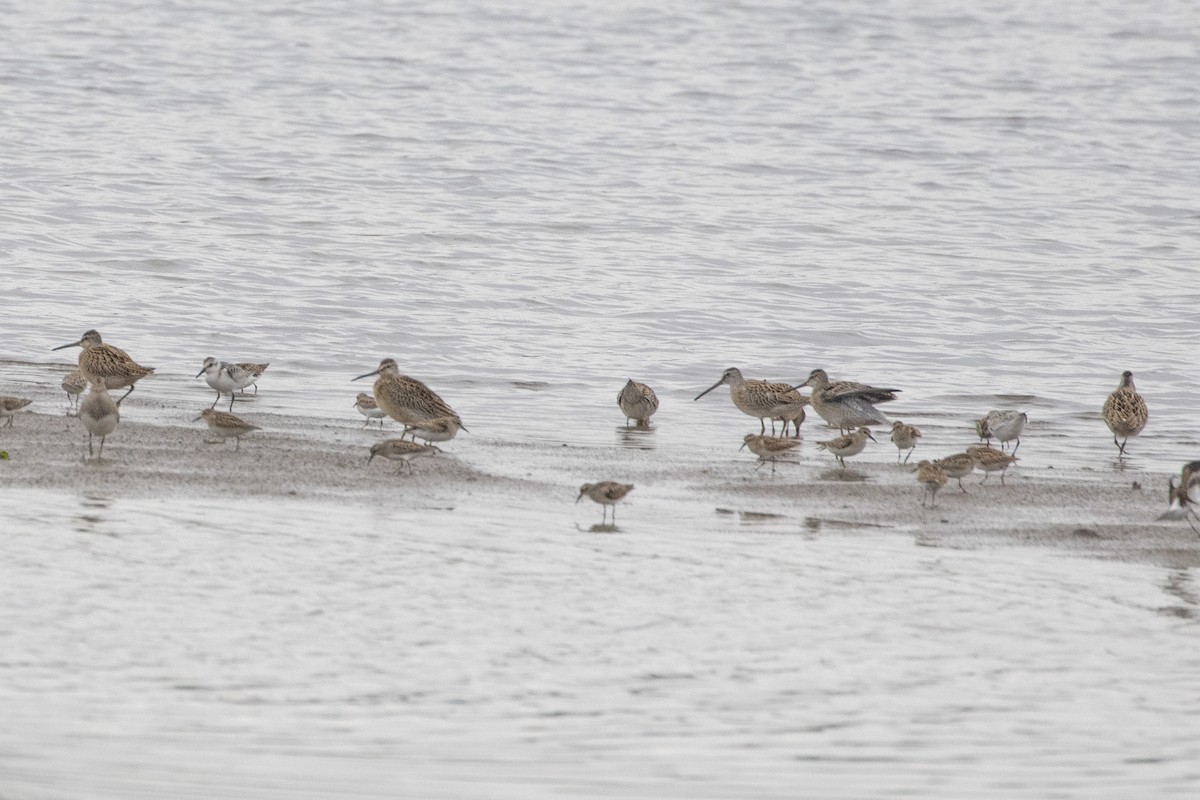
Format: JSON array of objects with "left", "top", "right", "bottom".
[{"left": 2, "top": 403, "right": 1197, "bottom": 567}]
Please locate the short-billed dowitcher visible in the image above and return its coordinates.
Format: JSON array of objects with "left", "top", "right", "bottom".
[
  {"left": 62, "top": 370, "right": 86, "bottom": 412},
  {"left": 816, "top": 426, "right": 876, "bottom": 469},
  {"left": 354, "top": 392, "right": 387, "bottom": 428},
  {"left": 933, "top": 452, "right": 975, "bottom": 493},
  {"left": 976, "top": 410, "right": 1027, "bottom": 455},
  {"left": 367, "top": 439, "right": 441, "bottom": 474},
  {"left": 966, "top": 445, "right": 1018, "bottom": 485},
  {"left": 801, "top": 369, "right": 899, "bottom": 432},
  {"left": 0, "top": 396, "right": 33, "bottom": 428},
  {"left": 889, "top": 420, "right": 922, "bottom": 464},
  {"left": 193, "top": 408, "right": 260, "bottom": 451},
  {"left": 1103, "top": 370, "right": 1147, "bottom": 457},
  {"left": 235, "top": 362, "right": 269, "bottom": 394},
  {"left": 196, "top": 358, "right": 255, "bottom": 411},
  {"left": 740, "top": 434, "right": 800, "bottom": 474},
  {"left": 916, "top": 460, "right": 948, "bottom": 508},
  {"left": 353, "top": 359, "right": 464, "bottom": 429},
  {"left": 53, "top": 330, "right": 154, "bottom": 403},
  {"left": 403, "top": 416, "right": 464, "bottom": 444},
  {"left": 576, "top": 481, "right": 634, "bottom": 523},
  {"left": 78, "top": 381, "right": 119, "bottom": 459},
  {"left": 617, "top": 379, "right": 659, "bottom": 427},
  {"left": 695, "top": 367, "right": 805, "bottom": 434}
]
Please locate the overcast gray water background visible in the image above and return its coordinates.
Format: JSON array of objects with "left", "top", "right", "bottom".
[{"left": 2, "top": 0, "right": 1200, "bottom": 797}]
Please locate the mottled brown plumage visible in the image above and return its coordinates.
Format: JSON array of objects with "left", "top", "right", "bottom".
[
  {"left": 740, "top": 434, "right": 800, "bottom": 474},
  {"left": 53, "top": 330, "right": 154, "bottom": 403},
  {"left": 617, "top": 379, "right": 660, "bottom": 427},
  {"left": 354, "top": 392, "right": 387, "bottom": 428},
  {"left": 353, "top": 359, "right": 463, "bottom": 429},
  {"left": 193, "top": 408, "right": 260, "bottom": 451},
  {"left": 1103, "top": 371, "right": 1147, "bottom": 457},
  {"left": 695, "top": 367, "right": 805, "bottom": 434},
  {"left": 966, "top": 445, "right": 1018, "bottom": 485},
  {"left": 0, "top": 396, "right": 33, "bottom": 427},
  {"left": 403, "top": 416, "right": 463, "bottom": 444},
  {"left": 816, "top": 426, "right": 875, "bottom": 469},
  {"left": 368, "top": 439, "right": 440, "bottom": 473},
  {"left": 62, "top": 370, "right": 86, "bottom": 412},
  {"left": 576, "top": 481, "right": 634, "bottom": 523},
  {"left": 933, "top": 452, "right": 975, "bottom": 493},
  {"left": 916, "top": 460, "right": 948, "bottom": 508},
  {"left": 803, "top": 369, "right": 898, "bottom": 432},
  {"left": 889, "top": 420, "right": 922, "bottom": 464}
]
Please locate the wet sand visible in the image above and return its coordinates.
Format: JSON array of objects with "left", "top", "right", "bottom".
[{"left": 2, "top": 404, "right": 1197, "bottom": 568}]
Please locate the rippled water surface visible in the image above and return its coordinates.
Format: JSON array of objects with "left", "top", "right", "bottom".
[{"left": 3, "top": 0, "right": 1200, "bottom": 796}]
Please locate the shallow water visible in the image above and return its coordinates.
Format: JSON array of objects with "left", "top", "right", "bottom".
[{"left": 2, "top": 0, "right": 1200, "bottom": 795}]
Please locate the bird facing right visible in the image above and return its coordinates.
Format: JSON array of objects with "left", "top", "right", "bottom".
[{"left": 576, "top": 482, "right": 634, "bottom": 524}]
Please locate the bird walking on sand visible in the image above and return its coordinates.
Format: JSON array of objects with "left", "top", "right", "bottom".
[
  {"left": 917, "top": 460, "right": 948, "bottom": 508},
  {"left": 576, "top": 481, "right": 634, "bottom": 524},
  {"left": 368, "top": 439, "right": 440, "bottom": 474},
  {"left": 889, "top": 420, "right": 922, "bottom": 464},
  {"left": 193, "top": 408, "right": 260, "bottom": 451},
  {"left": 1103, "top": 370, "right": 1147, "bottom": 457},
  {"left": 740, "top": 434, "right": 800, "bottom": 474},
  {"left": 53, "top": 330, "right": 154, "bottom": 403},
  {"left": 0, "top": 396, "right": 33, "bottom": 428},
  {"left": 353, "top": 359, "right": 465, "bottom": 430},
  {"left": 617, "top": 379, "right": 659, "bottom": 427},
  {"left": 196, "top": 358, "right": 255, "bottom": 411},
  {"left": 801, "top": 369, "right": 899, "bottom": 432},
  {"left": 933, "top": 452, "right": 975, "bottom": 493},
  {"left": 1162, "top": 461, "right": 1200, "bottom": 534},
  {"left": 62, "top": 370, "right": 86, "bottom": 413},
  {"left": 78, "top": 381, "right": 119, "bottom": 459},
  {"left": 967, "top": 445, "right": 1018, "bottom": 485},
  {"left": 695, "top": 367, "right": 805, "bottom": 435},
  {"left": 816, "top": 426, "right": 876, "bottom": 469},
  {"left": 354, "top": 392, "right": 387, "bottom": 428},
  {"left": 403, "top": 416, "right": 464, "bottom": 444},
  {"left": 976, "top": 410, "right": 1027, "bottom": 455}
]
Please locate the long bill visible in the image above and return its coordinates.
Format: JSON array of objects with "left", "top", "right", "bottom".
[
  {"left": 52, "top": 341, "right": 82, "bottom": 351},
  {"left": 693, "top": 379, "right": 725, "bottom": 401},
  {"left": 352, "top": 369, "right": 380, "bottom": 382}
]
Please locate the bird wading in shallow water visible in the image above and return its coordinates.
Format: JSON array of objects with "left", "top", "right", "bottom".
[
  {"left": 740, "top": 434, "right": 800, "bottom": 474},
  {"left": 695, "top": 367, "right": 806, "bottom": 435},
  {"left": 801, "top": 369, "right": 899, "bottom": 432},
  {"left": 1102, "top": 370, "right": 1147, "bottom": 457},
  {"left": 194, "top": 408, "right": 260, "bottom": 451},
  {"left": 576, "top": 482, "right": 634, "bottom": 524},
  {"left": 617, "top": 379, "right": 659, "bottom": 427},
  {"left": 816, "top": 426, "right": 876, "bottom": 469}
]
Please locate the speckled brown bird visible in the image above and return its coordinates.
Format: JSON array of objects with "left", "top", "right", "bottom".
[
  {"left": 53, "top": 330, "right": 154, "bottom": 403},
  {"left": 1102, "top": 370, "right": 1147, "bottom": 457}
]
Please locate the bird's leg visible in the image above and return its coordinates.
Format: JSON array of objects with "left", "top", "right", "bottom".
[
  {"left": 904, "top": 449, "right": 913, "bottom": 465},
  {"left": 228, "top": 394, "right": 236, "bottom": 412},
  {"left": 958, "top": 478, "right": 969, "bottom": 494},
  {"left": 97, "top": 436, "right": 105, "bottom": 460},
  {"left": 1011, "top": 439, "right": 1020, "bottom": 456},
  {"left": 980, "top": 473, "right": 990, "bottom": 485},
  {"left": 211, "top": 393, "right": 220, "bottom": 409},
  {"left": 88, "top": 432, "right": 94, "bottom": 457},
  {"left": 118, "top": 385, "right": 135, "bottom": 404}
]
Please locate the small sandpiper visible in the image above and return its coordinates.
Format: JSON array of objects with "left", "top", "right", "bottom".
[
  {"left": 235, "top": 363, "right": 269, "bottom": 394},
  {"left": 740, "top": 434, "right": 800, "bottom": 474},
  {"left": 816, "top": 426, "right": 876, "bottom": 469},
  {"left": 801, "top": 369, "right": 899, "bottom": 432},
  {"left": 197, "top": 358, "right": 254, "bottom": 411},
  {"left": 0, "top": 396, "right": 33, "bottom": 428},
  {"left": 1102, "top": 370, "right": 1148, "bottom": 457},
  {"left": 933, "top": 452, "right": 975, "bottom": 493},
  {"left": 695, "top": 367, "right": 806, "bottom": 435},
  {"left": 354, "top": 392, "right": 387, "bottom": 428},
  {"left": 62, "top": 370, "right": 86, "bottom": 413},
  {"left": 1162, "top": 461, "right": 1200, "bottom": 534},
  {"left": 576, "top": 481, "right": 634, "bottom": 524},
  {"left": 53, "top": 329, "right": 154, "bottom": 403},
  {"left": 889, "top": 420, "right": 922, "bottom": 464},
  {"left": 916, "top": 460, "right": 948, "bottom": 508},
  {"left": 976, "top": 410, "right": 1027, "bottom": 455},
  {"left": 367, "top": 439, "right": 441, "bottom": 474},
  {"left": 193, "top": 408, "right": 260, "bottom": 451},
  {"left": 78, "top": 381, "right": 119, "bottom": 459},
  {"left": 617, "top": 379, "right": 660, "bottom": 427},
  {"left": 403, "top": 416, "right": 464, "bottom": 444},
  {"left": 966, "top": 445, "right": 1018, "bottom": 485}
]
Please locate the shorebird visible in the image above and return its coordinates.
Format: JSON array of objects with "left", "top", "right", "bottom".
[
  {"left": 78, "top": 381, "right": 118, "bottom": 459},
  {"left": 576, "top": 481, "right": 634, "bottom": 524},
  {"left": 740, "top": 434, "right": 800, "bottom": 474},
  {"left": 354, "top": 392, "right": 387, "bottom": 428},
  {"left": 403, "top": 416, "right": 463, "bottom": 444},
  {"left": 816, "top": 426, "right": 875, "bottom": 469},
  {"left": 976, "top": 410, "right": 1027, "bottom": 455},
  {"left": 1162, "top": 461, "right": 1200, "bottom": 534},
  {"left": 0, "top": 396, "right": 33, "bottom": 428},
  {"left": 916, "top": 460, "right": 948, "bottom": 508},
  {"left": 368, "top": 439, "right": 440, "bottom": 474},
  {"left": 694, "top": 367, "right": 806, "bottom": 434},
  {"left": 53, "top": 330, "right": 155, "bottom": 403},
  {"left": 62, "top": 370, "right": 86, "bottom": 412},
  {"left": 771, "top": 396, "right": 809, "bottom": 438},
  {"left": 889, "top": 420, "right": 922, "bottom": 464},
  {"left": 1103, "top": 370, "right": 1148, "bottom": 457},
  {"left": 193, "top": 408, "right": 260, "bottom": 451},
  {"left": 801, "top": 369, "right": 899, "bottom": 432},
  {"left": 617, "top": 379, "right": 659, "bottom": 427},
  {"left": 967, "top": 445, "right": 1018, "bottom": 485},
  {"left": 235, "top": 362, "right": 269, "bottom": 394},
  {"left": 933, "top": 452, "right": 975, "bottom": 493},
  {"left": 352, "top": 359, "right": 464, "bottom": 430},
  {"left": 196, "top": 358, "right": 255, "bottom": 411}
]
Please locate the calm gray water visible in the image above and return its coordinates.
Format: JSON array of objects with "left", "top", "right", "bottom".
[{"left": 2, "top": 0, "right": 1200, "bottom": 796}]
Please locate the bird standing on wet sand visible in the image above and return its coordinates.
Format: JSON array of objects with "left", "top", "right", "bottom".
[
  {"left": 197, "top": 358, "right": 254, "bottom": 411},
  {"left": 695, "top": 367, "right": 806, "bottom": 435},
  {"left": 577, "top": 482, "right": 634, "bottom": 524},
  {"left": 1103, "top": 370, "right": 1148, "bottom": 457},
  {"left": 53, "top": 330, "right": 154, "bottom": 403},
  {"left": 740, "top": 434, "right": 800, "bottom": 474},
  {"left": 976, "top": 410, "right": 1027, "bottom": 455},
  {"left": 801, "top": 369, "right": 899, "bottom": 432},
  {"left": 816, "top": 426, "right": 876, "bottom": 469},
  {"left": 354, "top": 392, "right": 387, "bottom": 428},
  {"left": 78, "top": 380, "right": 119, "bottom": 459},
  {"left": 617, "top": 379, "right": 659, "bottom": 427},
  {"left": 235, "top": 362, "right": 269, "bottom": 394},
  {"left": 353, "top": 359, "right": 465, "bottom": 430},
  {"left": 1162, "top": 461, "right": 1200, "bottom": 534},
  {"left": 368, "top": 439, "right": 441, "bottom": 474},
  {"left": 0, "top": 396, "right": 33, "bottom": 428},
  {"left": 62, "top": 371, "right": 86, "bottom": 413},
  {"left": 194, "top": 408, "right": 260, "bottom": 451},
  {"left": 916, "top": 460, "right": 948, "bottom": 508},
  {"left": 967, "top": 445, "right": 1018, "bottom": 485},
  {"left": 933, "top": 452, "right": 975, "bottom": 493},
  {"left": 889, "top": 420, "right": 922, "bottom": 464}
]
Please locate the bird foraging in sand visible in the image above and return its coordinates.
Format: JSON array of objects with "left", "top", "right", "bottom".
[
  {"left": 816, "top": 426, "right": 876, "bottom": 469},
  {"left": 740, "top": 434, "right": 800, "bottom": 474},
  {"left": 576, "top": 482, "right": 634, "bottom": 524},
  {"left": 367, "top": 439, "right": 441, "bottom": 474},
  {"left": 62, "top": 370, "right": 86, "bottom": 413},
  {"left": 916, "top": 460, "right": 948, "bottom": 508},
  {"left": 354, "top": 392, "right": 387, "bottom": 428},
  {"left": 932, "top": 452, "right": 975, "bottom": 493},
  {"left": 975, "top": 410, "right": 1027, "bottom": 455},
  {"left": 193, "top": 408, "right": 260, "bottom": 451},
  {"left": 0, "top": 396, "right": 33, "bottom": 428},
  {"left": 966, "top": 445, "right": 1018, "bottom": 485}
]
